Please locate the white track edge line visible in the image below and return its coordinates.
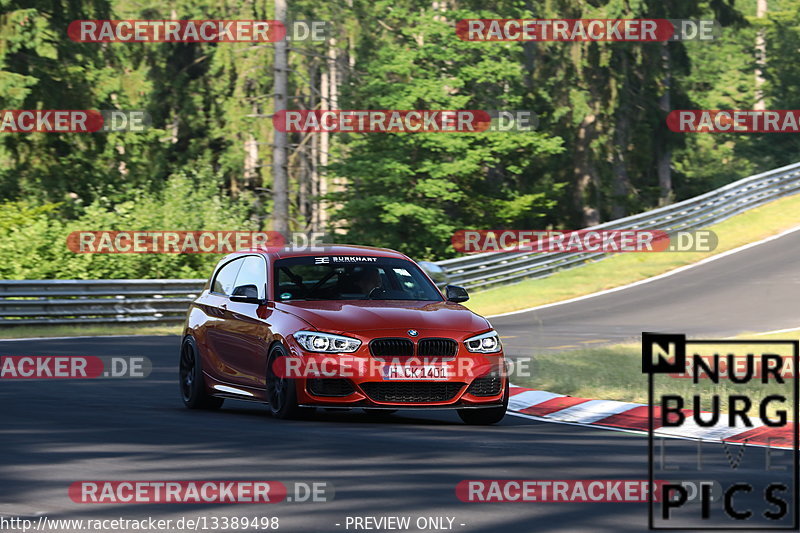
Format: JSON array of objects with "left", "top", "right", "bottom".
[
  {"left": 733, "top": 326, "right": 800, "bottom": 338},
  {"left": 487, "top": 224, "right": 800, "bottom": 319}
]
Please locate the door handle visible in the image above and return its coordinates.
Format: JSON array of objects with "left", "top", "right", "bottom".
[{"left": 220, "top": 303, "right": 227, "bottom": 310}]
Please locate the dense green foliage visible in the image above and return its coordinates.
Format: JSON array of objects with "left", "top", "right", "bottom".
[
  {"left": 1, "top": 0, "right": 798, "bottom": 277},
  {"left": 0, "top": 171, "right": 255, "bottom": 279}
]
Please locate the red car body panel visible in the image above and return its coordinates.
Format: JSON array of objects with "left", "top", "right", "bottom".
[{"left": 182, "top": 245, "right": 507, "bottom": 409}]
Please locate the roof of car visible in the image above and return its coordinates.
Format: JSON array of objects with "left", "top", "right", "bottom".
[{"left": 231, "top": 244, "right": 410, "bottom": 261}]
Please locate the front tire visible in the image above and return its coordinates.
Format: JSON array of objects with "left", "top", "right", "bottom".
[
  {"left": 179, "top": 337, "right": 224, "bottom": 410},
  {"left": 457, "top": 381, "right": 508, "bottom": 425},
  {"left": 265, "top": 343, "right": 308, "bottom": 419}
]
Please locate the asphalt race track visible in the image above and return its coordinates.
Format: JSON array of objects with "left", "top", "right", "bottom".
[
  {"left": 2, "top": 230, "right": 800, "bottom": 532},
  {"left": 495, "top": 227, "right": 800, "bottom": 357}
]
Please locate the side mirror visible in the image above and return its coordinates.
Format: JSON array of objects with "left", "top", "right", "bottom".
[
  {"left": 445, "top": 284, "right": 469, "bottom": 303},
  {"left": 230, "top": 284, "right": 264, "bottom": 304}
]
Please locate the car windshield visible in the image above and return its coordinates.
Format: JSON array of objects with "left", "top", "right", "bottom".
[{"left": 274, "top": 256, "right": 443, "bottom": 302}]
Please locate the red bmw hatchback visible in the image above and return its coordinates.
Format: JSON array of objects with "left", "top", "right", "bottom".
[{"left": 179, "top": 245, "right": 508, "bottom": 424}]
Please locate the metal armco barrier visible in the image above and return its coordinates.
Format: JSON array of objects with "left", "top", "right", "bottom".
[
  {"left": 0, "top": 279, "right": 205, "bottom": 325},
  {"left": 2, "top": 161, "right": 800, "bottom": 325},
  {"left": 436, "top": 160, "right": 800, "bottom": 289}
]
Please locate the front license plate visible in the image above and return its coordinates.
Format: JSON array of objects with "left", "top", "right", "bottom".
[{"left": 382, "top": 365, "right": 449, "bottom": 381}]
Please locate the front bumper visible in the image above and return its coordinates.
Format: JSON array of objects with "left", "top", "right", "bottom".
[{"left": 284, "top": 330, "right": 507, "bottom": 408}]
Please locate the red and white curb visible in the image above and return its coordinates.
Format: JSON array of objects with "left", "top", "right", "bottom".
[{"left": 508, "top": 386, "right": 795, "bottom": 449}]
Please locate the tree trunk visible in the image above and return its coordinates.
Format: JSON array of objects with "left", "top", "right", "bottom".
[
  {"left": 298, "top": 135, "right": 309, "bottom": 228},
  {"left": 754, "top": 0, "right": 767, "bottom": 110},
  {"left": 243, "top": 132, "right": 259, "bottom": 188},
  {"left": 309, "top": 63, "right": 320, "bottom": 234},
  {"left": 327, "top": 37, "right": 343, "bottom": 235},
  {"left": 657, "top": 42, "right": 673, "bottom": 206},
  {"left": 573, "top": 113, "right": 600, "bottom": 226},
  {"left": 611, "top": 53, "right": 632, "bottom": 219},
  {"left": 318, "top": 53, "right": 330, "bottom": 233},
  {"left": 272, "top": 0, "right": 289, "bottom": 237}
]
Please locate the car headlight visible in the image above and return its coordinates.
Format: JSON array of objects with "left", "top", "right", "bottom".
[
  {"left": 293, "top": 331, "right": 362, "bottom": 353},
  {"left": 464, "top": 330, "right": 502, "bottom": 353}
]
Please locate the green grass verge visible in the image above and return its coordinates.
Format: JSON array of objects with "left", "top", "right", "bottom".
[
  {"left": 513, "top": 330, "right": 800, "bottom": 418},
  {"left": 466, "top": 194, "right": 800, "bottom": 317},
  {"left": 0, "top": 323, "right": 182, "bottom": 339}
]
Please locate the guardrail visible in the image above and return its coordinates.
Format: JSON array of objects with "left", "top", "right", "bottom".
[
  {"left": 0, "top": 280, "right": 205, "bottom": 325},
  {"left": 434, "top": 160, "right": 800, "bottom": 290},
  {"left": 2, "top": 160, "right": 800, "bottom": 325}
]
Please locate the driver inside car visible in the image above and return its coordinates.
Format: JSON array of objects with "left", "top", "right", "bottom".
[{"left": 352, "top": 265, "right": 383, "bottom": 296}]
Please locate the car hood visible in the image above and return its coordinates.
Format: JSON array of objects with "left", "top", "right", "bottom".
[{"left": 276, "top": 300, "right": 490, "bottom": 334}]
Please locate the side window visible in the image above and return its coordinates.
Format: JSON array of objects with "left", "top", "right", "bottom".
[
  {"left": 232, "top": 256, "right": 267, "bottom": 299},
  {"left": 211, "top": 258, "right": 244, "bottom": 296}
]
